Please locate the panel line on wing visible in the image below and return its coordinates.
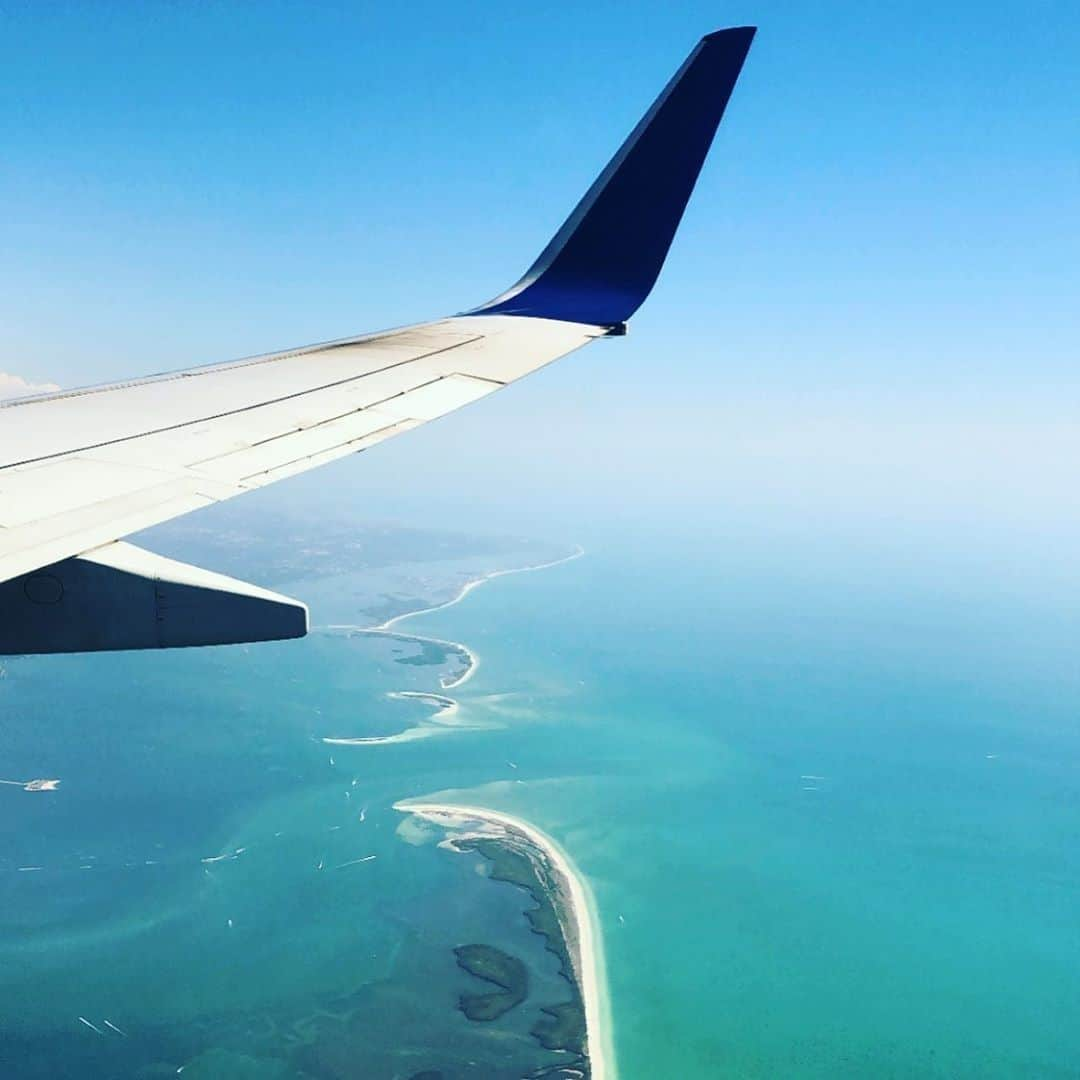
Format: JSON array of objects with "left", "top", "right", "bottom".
[
  {"left": 0, "top": 324, "right": 478, "bottom": 410},
  {"left": 235, "top": 421, "right": 411, "bottom": 484},
  {"left": 194, "top": 374, "right": 503, "bottom": 481},
  {"left": 184, "top": 376, "right": 448, "bottom": 466},
  {"left": 184, "top": 371, "right": 501, "bottom": 472},
  {"left": 0, "top": 334, "right": 486, "bottom": 473}
]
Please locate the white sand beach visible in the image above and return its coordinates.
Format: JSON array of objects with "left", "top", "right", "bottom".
[
  {"left": 387, "top": 690, "right": 459, "bottom": 720},
  {"left": 395, "top": 799, "right": 615, "bottom": 1080},
  {"left": 377, "top": 544, "right": 586, "bottom": 633},
  {"left": 318, "top": 545, "right": 585, "bottom": 747}
]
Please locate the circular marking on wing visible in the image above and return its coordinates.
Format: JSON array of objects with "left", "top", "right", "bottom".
[{"left": 24, "top": 574, "right": 63, "bottom": 605}]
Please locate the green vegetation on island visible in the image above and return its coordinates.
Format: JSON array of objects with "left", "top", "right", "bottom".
[
  {"left": 457, "top": 835, "right": 588, "bottom": 1071},
  {"left": 453, "top": 943, "right": 528, "bottom": 1021},
  {"left": 393, "top": 639, "right": 451, "bottom": 667}
]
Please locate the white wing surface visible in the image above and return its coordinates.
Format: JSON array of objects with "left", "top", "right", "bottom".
[
  {"left": 0, "top": 27, "right": 754, "bottom": 652},
  {"left": 0, "top": 316, "right": 600, "bottom": 584}
]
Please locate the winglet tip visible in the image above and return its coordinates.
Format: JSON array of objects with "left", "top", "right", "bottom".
[{"left": 702, "top": 25, "right": 757, "bottom": 44}]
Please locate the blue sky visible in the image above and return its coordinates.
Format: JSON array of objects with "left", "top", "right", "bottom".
[{"left": 3, "top": 3, "right": 1079, "bottom": 563}]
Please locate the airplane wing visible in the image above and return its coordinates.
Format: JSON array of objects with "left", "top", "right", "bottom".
[{"left": 0, "top": 27, "right": 755, "bottom": 653}]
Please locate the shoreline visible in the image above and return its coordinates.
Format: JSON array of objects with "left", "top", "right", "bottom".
[
  {"left": 395, "top": 799, "right": 615, "bottom": 1080},
  {"left": 318, "top": 544, "right": 585, "bottom": 745},
  {"left": 347, "top": 543, "right": 585, "bottom": 691},
  {"left": 372, "top": 629, "right": 479, "bottom": 691},
  {"left": 375, "top": 544, "right": 586, "bottom": 634},
  {"left": 386, "top": 690, "right": 457, "bottom": 718},
  {"left": 320, "top": 691, "right": 462, "bottom": 747}
]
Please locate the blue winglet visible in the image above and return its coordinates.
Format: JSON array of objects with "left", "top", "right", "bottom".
[{"left": 467, "top": 27, "right": 756, "bottom": 328}]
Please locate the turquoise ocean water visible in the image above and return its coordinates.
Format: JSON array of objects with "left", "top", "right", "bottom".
[{"left": 2, "top": 524, "right": 1079, "bottom": 1077}]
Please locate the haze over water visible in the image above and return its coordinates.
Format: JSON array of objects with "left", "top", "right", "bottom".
[{"left": 3, "top": 503, "right": 1080, "bottom": 1077}]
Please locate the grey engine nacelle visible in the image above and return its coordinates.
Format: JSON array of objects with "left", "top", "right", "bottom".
[{"left": 0, "top": 541, "right": 307, "bottom": 654}]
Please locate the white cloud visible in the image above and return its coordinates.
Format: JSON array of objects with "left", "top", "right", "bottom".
[{"left": 0, "top": 372, "right": 60, "bottom": 401}]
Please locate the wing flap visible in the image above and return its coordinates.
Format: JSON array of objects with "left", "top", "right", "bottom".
[
  {"left": 191, "top": 414, "right": 413, "bottom": 483},
  {"left": 0, "top": 320, "right": 486, "bottom": 471},
  {"left": 0, "top": 480, "right": 219, "bottom": 585},
  {"left": 229, "top": 420, "right": 423, "bottom": 489}
]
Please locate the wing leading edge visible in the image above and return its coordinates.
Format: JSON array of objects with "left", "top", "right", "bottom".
[{"left": 0, "top": 27, "right": 755, "bottom": 653}]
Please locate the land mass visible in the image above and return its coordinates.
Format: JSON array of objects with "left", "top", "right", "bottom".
[
  {"left": 396, "top": 801, "right": 612, "bottom": 1080},
  {"left": 461, "top": 837, "right": 586, "bottom": 1056}
]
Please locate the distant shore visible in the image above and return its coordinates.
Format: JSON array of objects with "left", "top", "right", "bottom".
[
  {"left": 395, "top": 800, "right": 614, "bottom": 1080},
  {"left": 375, "top": 544, "right": 586, "bottom": 634},
  {"left": 319, "top": 545, "right": 585, "bottom": 746},
  {"left": 363, "top": 543, "right": 585, "bottom": 690},
  {"left": 320, "top": 545, "right": 584, "bottom": 693}
]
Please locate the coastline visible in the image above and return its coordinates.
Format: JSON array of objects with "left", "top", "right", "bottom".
[
  {"left": 386, "top": 690, "right": 458, "bottom": 718},
  {"left": 342, "top": 544, "right": 585, "bottom": 691},
  {"left": 319, "top": 544, "right": 585, "bottom": 745},
  {"left": 321, "top": 691, "right": 461, "bottom": 747},
  {"left": 375, "top": 544, "right": 586, "bottom": 634},
  {"left": 395, "top": 799, "right": 615, "bottom": 1080}
]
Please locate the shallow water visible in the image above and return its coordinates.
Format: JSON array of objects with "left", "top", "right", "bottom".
[
  {"left": 3, "top": 524, "right": 1080, "bottom": 1077},
  {"left": 403, "top": 535, "right": 1080, "bottom": 1078},
  {"left": 0, "top": 549, "right": 583, "bottom": 1078}
]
